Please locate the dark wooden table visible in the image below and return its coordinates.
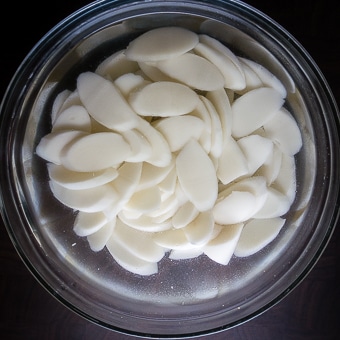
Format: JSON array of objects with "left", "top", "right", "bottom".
[{"left": 1, "top": 1, "right": 339, "bottom": 339}]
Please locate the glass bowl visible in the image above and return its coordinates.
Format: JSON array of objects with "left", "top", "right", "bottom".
[{"left": 0, "top": 0, "right": 339, "bottom": 337}]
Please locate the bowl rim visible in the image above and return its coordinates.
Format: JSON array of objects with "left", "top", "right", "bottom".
[{"left": 0, "top": 0, "right": 339, "bottom": 337}]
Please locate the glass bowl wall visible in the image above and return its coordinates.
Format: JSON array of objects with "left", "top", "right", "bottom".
[{"left": 0, "top": 0, "right": 339, "bottom": 337}]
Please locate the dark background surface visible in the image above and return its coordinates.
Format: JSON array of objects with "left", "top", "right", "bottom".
[{"left": 0, "top": 1, "right": 339, "bottom": 339}]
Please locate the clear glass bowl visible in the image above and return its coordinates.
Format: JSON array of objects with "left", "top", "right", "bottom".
[{"left": 0, "top": 0, "right": 339, "bottom": 337}]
